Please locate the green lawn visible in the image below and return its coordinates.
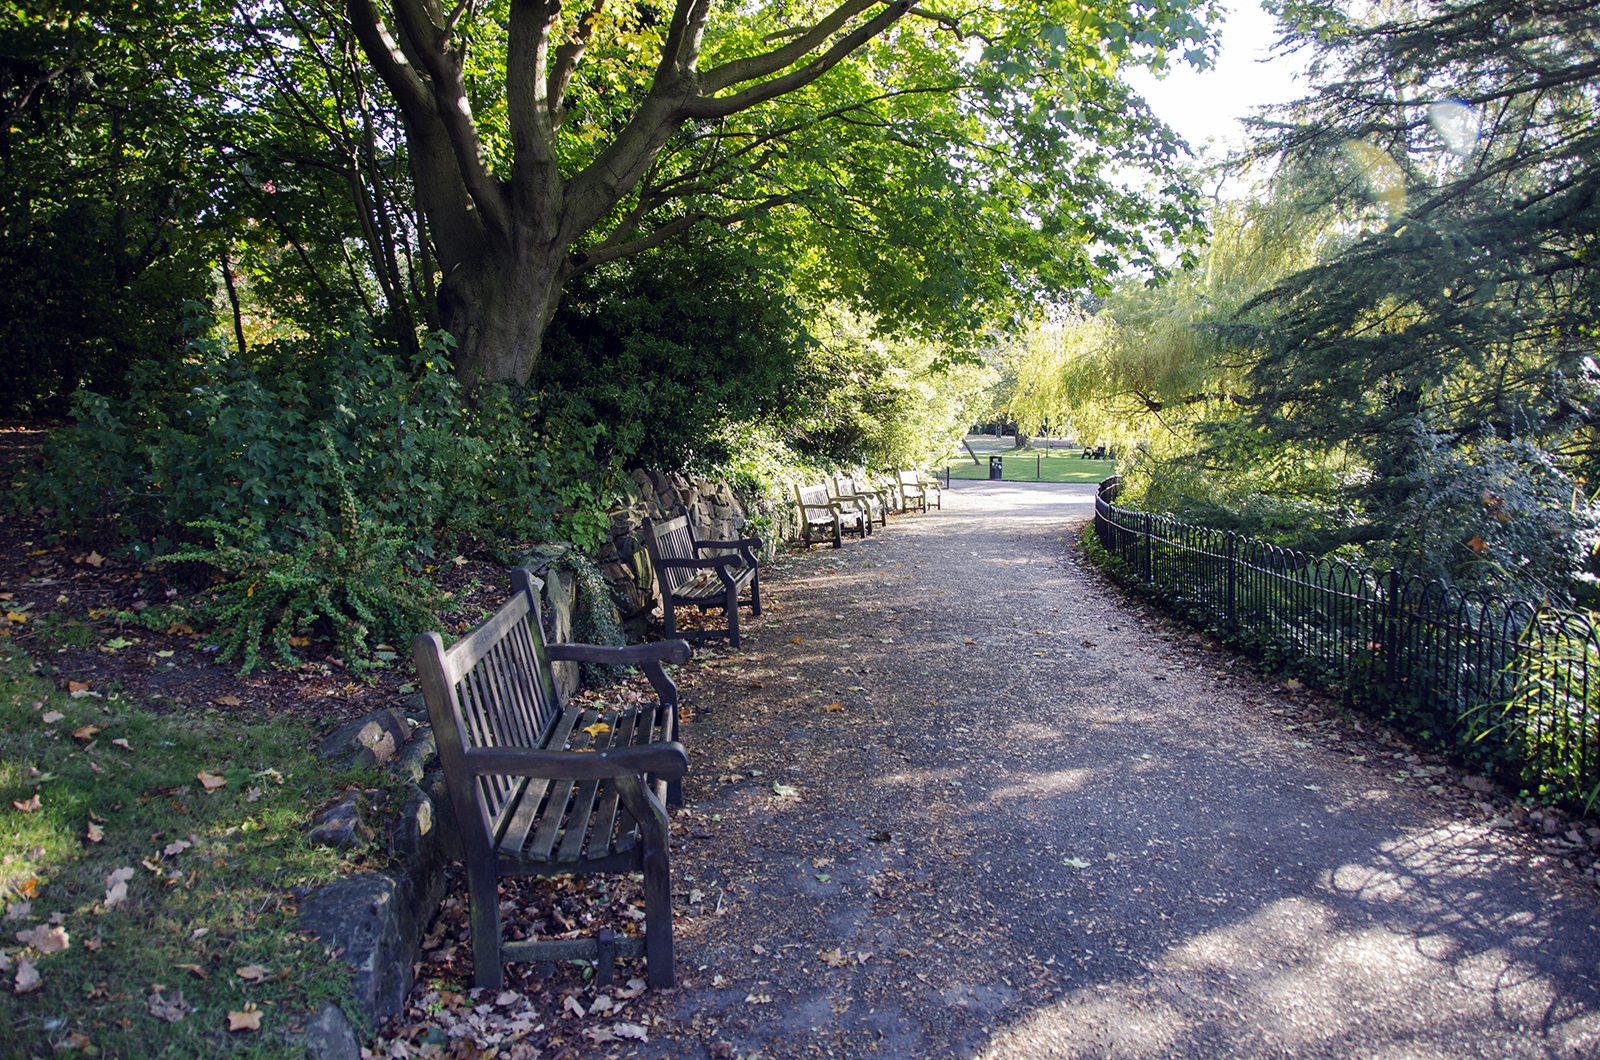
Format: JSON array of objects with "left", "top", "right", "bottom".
[{"left": 942, "top": 447, "right": 1117, "bottom": 483}]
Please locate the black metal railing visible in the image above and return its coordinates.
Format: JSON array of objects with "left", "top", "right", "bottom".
[{"left": 1093, "top": 476, "right": 1600, "bottom": 808}]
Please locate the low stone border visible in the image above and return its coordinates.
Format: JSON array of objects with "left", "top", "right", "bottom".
[{"left": 293, "top": 704, "right": 452, "bottom": 1058}]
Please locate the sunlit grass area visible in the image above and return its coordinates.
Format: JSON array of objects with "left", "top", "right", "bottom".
[
  {"left": 942, "top": 443, "right": 1118, "bottom": 483},
  {"left": 0, "top": 649, "right": 387, "bottom": 1058}
]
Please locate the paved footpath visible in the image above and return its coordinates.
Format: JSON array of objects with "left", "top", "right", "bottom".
[{"left": 636, "top": 482, "right": 1600, "bottom": 1060}]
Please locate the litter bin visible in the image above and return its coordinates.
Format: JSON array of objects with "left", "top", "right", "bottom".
[{"left": 988, "top": 455, "right": 1003, "bottom": 480}]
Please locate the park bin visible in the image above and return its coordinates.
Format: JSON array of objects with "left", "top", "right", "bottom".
[{"left": 989, "top": 455, "right": 1003, "bottom": 480}]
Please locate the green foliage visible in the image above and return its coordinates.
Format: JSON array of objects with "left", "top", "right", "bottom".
[
  {"left": 535, "top": 237, "right": 813, "bottom": 470},
  {"left": 159, "top": 509, "right": 442, "bottom": 676},
  {"left": 8, "top": 314, "right": 621, "bottom": 554}
]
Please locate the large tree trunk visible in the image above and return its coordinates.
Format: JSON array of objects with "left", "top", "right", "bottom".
[{"left": 436, "top": 245, "right": 569, "bottom": 388}]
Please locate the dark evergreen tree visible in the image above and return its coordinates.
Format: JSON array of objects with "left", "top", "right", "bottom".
[{"left": 1200, "top": 0, "right": 1600, "bottom": 591}]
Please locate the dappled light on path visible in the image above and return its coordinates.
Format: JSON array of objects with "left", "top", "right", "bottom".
[{"left": 644, "top": 482, "right": 1600, "bottom": 1060}]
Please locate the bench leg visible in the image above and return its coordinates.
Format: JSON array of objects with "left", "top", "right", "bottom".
[
  {"left": 831, "top": 518, "right": 841, "bottom": 548},
  {"left": 662, "top": 597, "right": 677, "bottom": 639},
  {"left": 619, "top": 776, "right": 676, "bottom": 989},
  {"left": 725, "top": 582, "right": 740, "bottom": 648},
  {"left": 750, "top": 571, "right": 761, "bottom": 616},
  {"left": 466, "top": 853, "right": 505, "bottom": 991}
]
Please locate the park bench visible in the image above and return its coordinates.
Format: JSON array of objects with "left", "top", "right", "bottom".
[
  {"left": 830, "top": 475, "right": 886, "bottom": 530},
  {"left": 794, "top": 482, "right": 862, "bottom": 548},
  {"left": 896, "top": 469, "right": 942, "bottom": 512},
  {"left": 411, "top": 566, "right": 692, "bottom": 991},
  {"left": 643, "top": 506, "right": 763, "bottom": 648}
]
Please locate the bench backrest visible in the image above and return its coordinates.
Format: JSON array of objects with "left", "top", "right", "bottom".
[
  {"left": 795, "top": 483, "right": 835, "bottom": 519},
  {"left": 897, "top": 469, "right": 923, "bottom": 493},
  {"left": 644, "top": 509, "right": 701, "bottom": 594},
  {"left": 413, "top": 568, "right": 562, "bottom": 845}
]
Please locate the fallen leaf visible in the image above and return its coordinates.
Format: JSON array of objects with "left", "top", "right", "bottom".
[
  {"left": 771, "top": 783, "right": 799, "bottom": 798},
  {"left": 55, "top": 1032, "right": 92, "bottom": 1053},
  {"left": 196, "top": 772, "right": 226, "bottom": 793},
  {"left": 614, "top": 978, "right": 647, "bottom": 1000},
  {"left": 12, "top": 795, "right": 40, "bottom": 813},
  {"left": 41, "top": 710, "right": 64, "bottom": 723},
  {"left": 5, "top": 611, "right": 28, "bottom": 625},
  {"left": 613, "top": 1022, "right": 649, "bottom": 1042},
  {"left": 104, "top": 866, "right": 135, "bottom": 907},
  {"left": 287, "top": 636, "right": 310, "bottom": 647},
  {"left": 1061, "top": 857, "right": 1091, "bottom": 869},
  {"left": 163, "top": 840, "right": 191, "bottom": 857},
  {"left": 226, "top": 1004, "right": 261, "bottom": 1031},
  {"left": 87, "top": 822, "right": 104, "bottom": 843},
  {"left": 111, "top": 738, "right": 132, "bottom": 750},
  {"left": 562, "top": 994, "right": 587, "bottom": 1018},
  {"left": 14, "top": 957, "right": 42, "bottom": 993},
  {"left": 213, "top": 696, "right": 242, "bottom": 707},
  {"left": 83, "top": 937, "right": 102, "bottom": 952},
  {"left": 65, "top": 681, "right": 89, "bottom": 693},
  {"left": 5, "top": 902, "right": 30, "bottom": 921},
  {"left": 582, "top": 722, "right": 610, "bottom": 738},
  {"left": 175, "top": 963, "right": 207, "bottom": 979},
  {"left": 1284, "top": 678, "right": 1305, "bottom": 692},
  {"left": 73, "top": 724, "right": 101, "bottom": 741},
  {"left": 790, "top": 636, "right": 802, "bottom": 644},
  {"left": 824, "top": 702, "right": 843, "bottom": 713},
  {"left": 581, "top": 1027, "right": 619, "bottom": 1044},
  {"left": 85, "top": 551, "right": 104, "bottom": 568},
  {"left": 820, "top": 948, "right": 847, "bottom": 967},
  {"left": 246, "top": 787, "right": 262, "bottom": 802},
  {"left": 190, "top": 928, "right": 209, "bottom": 941},
  {"left": 964, "top": 638, "right": 977, "bottom": 645},
  {"left": 236, "top": 965, "right": 269, "bottom": 981},
  {"left": 14, "top": 925, "right": 68, "bottom": 953},
  {"left": 148, "top": 987, "right": 188, "bottom": 1023}
]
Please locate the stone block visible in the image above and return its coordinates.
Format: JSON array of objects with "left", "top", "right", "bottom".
[
  {"left": 309, "top": 792, "right": 375, "bottom": 850},
  {"left": 318, "top": 709, "right": 413, "bottom": 770},
  {"left": 298, "top": 862, "right": 445, "bottom": 1020}
]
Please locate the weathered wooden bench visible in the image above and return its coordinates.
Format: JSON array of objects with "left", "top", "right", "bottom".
[
  {"left": 794, "top": 482, "right": 862, "bottom": 548},
  {"left": 897, "top": 468, "right": 942, "bottom": 512},
  {"left": 833, "top": 474, "right": 889, "bottom": 528},
  {"left": 643, "top": 505, "right": 762, "bottom": 648},
  {"left": 412, "top": 567, "right": 692, "bottom": 991}
]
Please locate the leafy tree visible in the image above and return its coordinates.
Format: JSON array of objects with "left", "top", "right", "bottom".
[
  {"left": 0, "top": 1, "right": 237, "bottom": 414},
  {"left": 345, "top": 0, "right": 1220, "bottom": 387},
  {"left": 1217, "top": 0, "right": 1600, "bottom": 553}
]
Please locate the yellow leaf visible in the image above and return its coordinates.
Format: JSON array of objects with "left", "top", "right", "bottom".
[
  {"left": 226, "top": 1004, "right": 262, "bottom": 1032},
  {"left": 790, "top": 636, "right": 803, "bottom": 644},
  {"left": 66, "top": 680, "right": 90, "bottom": 692},
  {"left": 1467, "top": 535, "right": 1488, "bottom": 554},
  {"left": 5, "top": 611, "right": 26, "bottom": 624},
  {"left": 213, "top": 695, "right": 242, "bottom": 707},
  {"left": 236, "top": 965, "right": 269, "bottom": 981},
  {"left": 824, "top": 702, "right": 843, "bottom": 713},
  {"left": 287, "top": 636, "right": 310, "bottom": 647},
  {"left": 582, "top": 722, "right": 610, "bottom": 738},
  {"left": 197, "top": 772, "right": 227, "bottom": 793}
]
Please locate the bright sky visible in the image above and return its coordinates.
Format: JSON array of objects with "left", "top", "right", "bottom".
[{"left": 1123, "top": 0, "right": 1311, "bottom": 155}]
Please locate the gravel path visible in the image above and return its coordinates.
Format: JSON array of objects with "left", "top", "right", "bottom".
[{"left": 639, "top": 482, "right": 1600, "bottom": 1060}]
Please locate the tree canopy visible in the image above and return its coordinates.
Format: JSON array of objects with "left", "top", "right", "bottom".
[{"left": 347, "top": 0, "right": 1220, "bottom": 385}]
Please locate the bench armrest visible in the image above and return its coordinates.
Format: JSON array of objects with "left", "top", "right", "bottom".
[
  {"left": 545, "top": 640, "right": 692, "bottom": 666},
  {"left": 464, "top": 742, "right": 689, "bottom": 781},
  {"left": 654, "top": 553, "right": 747, "bottom": 572}
]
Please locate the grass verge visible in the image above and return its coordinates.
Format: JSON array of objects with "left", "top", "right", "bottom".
[
  {"left": 0, "top": 648, "right": 388, "bottom": 1059},
  {"left": 942, "top": 450, "right": 1117, "bottom": 483}
]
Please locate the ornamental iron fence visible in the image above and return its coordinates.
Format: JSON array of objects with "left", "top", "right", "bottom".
[{"left": 1093, "top": 476, "right": 1600, "bottom": 808}]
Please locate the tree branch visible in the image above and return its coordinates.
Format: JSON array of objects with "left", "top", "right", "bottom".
[
  {"left": 688, "top": 1, "right": 912, "bottom": 119},
  {"left": 385, "top": 0, "right": 512, "bottom": 239}
]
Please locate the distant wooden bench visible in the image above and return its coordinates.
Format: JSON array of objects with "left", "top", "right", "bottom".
[
  {"left": 794, "top": 482, "right": 862, "bottom": 548},
  {"left": 643, "top": 506, "right": 762, "bottom": 648},
  {"left": 896, "top": 469, "right": 941, "bottom": 512},
  {"left": 412, "top": 567, "right": 691, "bottom": 991},
  {"left": 833, "top": 474, "right": 888, "bottom": 528}
]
